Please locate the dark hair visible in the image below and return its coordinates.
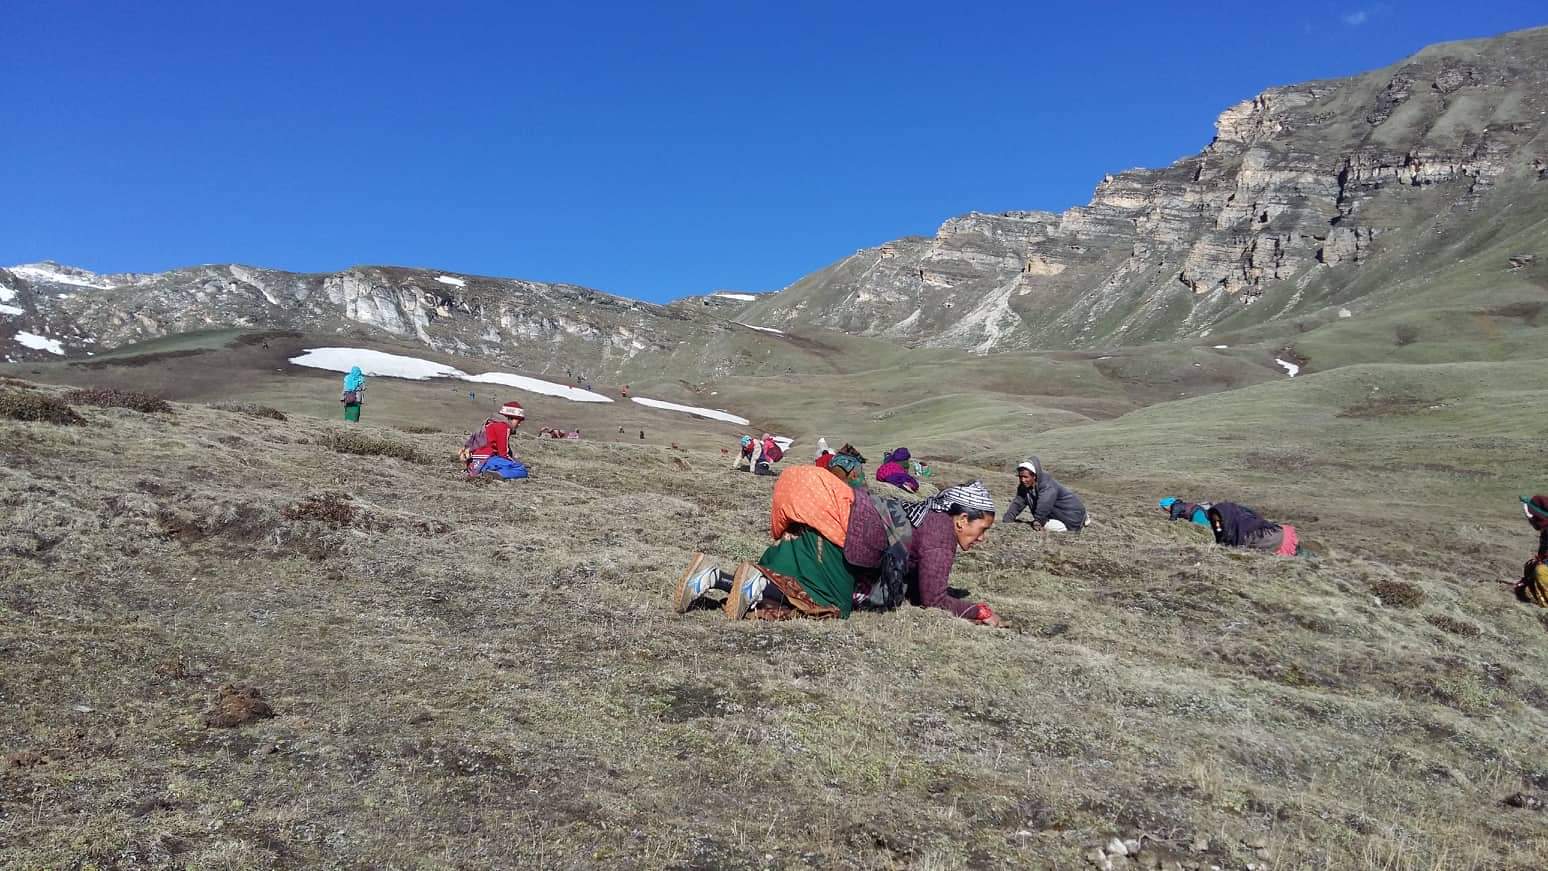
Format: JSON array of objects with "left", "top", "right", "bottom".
[{"left": 946, "top": 503, "right": 995, "bottom": 521}]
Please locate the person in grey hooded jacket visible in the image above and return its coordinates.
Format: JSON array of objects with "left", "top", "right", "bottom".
[{"left": 1005, "top": 456, "right": 1087, "bottom": 532}]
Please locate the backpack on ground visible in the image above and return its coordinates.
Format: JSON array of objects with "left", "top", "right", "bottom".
[{"left": 855, "top": 493, "right": 914, "bottom": 612}]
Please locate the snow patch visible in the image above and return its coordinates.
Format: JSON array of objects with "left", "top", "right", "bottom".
[
  {"left": 714, "top": 292, "right": 757, "bottom": 302},
  {"left": 0, "top": 303, "right": 23, "bottom": 316},
  {"left": 436, "top": 276, "right": 466, "bottom": 287},
  {"left": 1276, "top": 358, "right": 1300, "bottom": 377},
  {"left": 463, "top": 371, "right": 613, "bottom": 403},
  {"left": 289, "top": 346, "right": 616, "bottom": 403},
  {"left": 7, "top": 263, "right": 112, "bottom": 289},
  {"left": 734, "top": 322, "right": 785, "bottom": 335},
  {"left": 1338, "top": 307, "right": 1353, "bottom": 319},
  {"left": 0, "top": 285, "right": 15, "bottom": 303},
  {"left": 15, "top": 331, "right": 65, "bottom": 355},
  {"left": 1213, "top": 344, "right": 1229, "bottom": 349},
  {"left": 290, "top": 348, "right": 467, "bottom": 380},
  {"left": 631, "top": 397, "right": 750, "bottom": 425}
]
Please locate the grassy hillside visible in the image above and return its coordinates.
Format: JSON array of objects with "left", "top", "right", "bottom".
[{"left": 3, "top": 361, "right": 1546, "bottom": 868}]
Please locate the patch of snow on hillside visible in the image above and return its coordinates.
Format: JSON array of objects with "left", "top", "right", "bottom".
[
  {"left": 463, "top": 372, "right": 614, "bottom": 403},
  {"left": 631, "top": 397, "right": 750, "bottom": 425},
  {"left": 0, "top": 285, "right": 15, "bottom": 302},
  {"left": 1276, "top": 358, "right": 1300, "bottom": 377},
  {"left": 436, "top": 276, "right": 466, "bottom": 287},
  {"left": 15, "top": 331, "right": 65, "bottom": 355},
  {"left": 290, "top": 348, "right": 468, "bottom": 380},
  {"left": 714, "top": 292, "right": 757, "bottom": 301},
  {"left": 734, "top": 322, "right": 785, "bottom": 335},
  {"left": 1213, "top": 344, "right": 1229, "bottom": 349},
  {"left": 0, "top": 303, "right": 23, "bottom": 316},
  {"left": 8, "top": 264, "right": 112, "bottom": 289}
]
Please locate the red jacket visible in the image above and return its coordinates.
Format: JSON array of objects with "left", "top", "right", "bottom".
[{"left": 470, "top": 419, "right": 511, "bottom": 460}]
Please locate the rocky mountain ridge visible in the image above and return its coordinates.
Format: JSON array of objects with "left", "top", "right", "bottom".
[
  {"left": 0, "top": 261, "right": 790, "bottom": 378},
  {"left": 741, "top": 26, "right": 1548, "bottom": 352},
  {"left": 5, "top": 27, "right": 1546, "bottom": 366}
]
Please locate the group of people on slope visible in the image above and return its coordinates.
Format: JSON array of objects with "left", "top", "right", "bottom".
[{"left": 675, "top": 446, "right": 1099, "bottom": 626}]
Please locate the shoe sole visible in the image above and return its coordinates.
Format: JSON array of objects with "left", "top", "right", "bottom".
[
  {"left": 674, "top": 553, "right": 714, "bottom": 614},
  {"left": 724, "top": 563, "right": 760, "bottom": 620}
]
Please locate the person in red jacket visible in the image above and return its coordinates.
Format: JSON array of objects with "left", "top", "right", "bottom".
[{"left": 461, "top": 402, "right": 528, "bottom": 479}]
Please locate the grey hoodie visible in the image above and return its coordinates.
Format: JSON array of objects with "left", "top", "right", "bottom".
[{"left": 1005, "top": 455, "right": 1087, "bottom": 529}]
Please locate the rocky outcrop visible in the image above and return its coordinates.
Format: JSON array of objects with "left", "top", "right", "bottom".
[{"left": 744, "top": 26, "right": 1548, "bottom": 352}]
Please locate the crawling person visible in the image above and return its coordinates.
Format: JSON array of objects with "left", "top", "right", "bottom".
[
  {"left": 1005, "top": 456, "right": 1087, "bottom": 532},
  {"left": 674, "top": 471, "right": 1001, "bottom": 626},
  {"left": 1515, "top": 495, "right": 1548, "bottom": 607},
  {"left": 460, "top": 402, "right": 529, "bottom": 479},
  {"left": 1159, "top": 497, "right": 1212, "bottom": 527},
  {"left": 1206, "top": 502, "right": 1300, "bottom": 556}
]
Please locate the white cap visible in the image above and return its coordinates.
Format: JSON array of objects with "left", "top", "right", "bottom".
[{"left": 499, "top": 403, "right": 526, "bottom": 419}]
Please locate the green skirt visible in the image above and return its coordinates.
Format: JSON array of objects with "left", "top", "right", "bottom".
[
  {"left": 758, "top": 529, "right": 855, "bottom": 618},
  {"left": 343, "top": 403, "right": 361, "bottom": 422}
]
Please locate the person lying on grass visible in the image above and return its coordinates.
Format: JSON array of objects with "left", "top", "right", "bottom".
[
  {"left": 1005, "top": 456, "right": 1087, "bottom": 532},
  {"left": 1515, "top": 495, "right": 1548, "bottom": 607},
  {"left": 1206, "top": 501, "right": 1301, "bottom": 556},
  {"left": 674, "top": 471, "right": 1003, "bottom": 627}
]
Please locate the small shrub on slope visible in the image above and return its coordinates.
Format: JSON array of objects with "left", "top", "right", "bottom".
[
  {"left": 1371, "top": 579, "right": 1425, "bottom": 608},
  {"left": 209, "top": 401, "right": 287, "bottom": 421},
  {"left": 325, "top": 430, "right": 429, "bottom": 464},
  {"left": 0, "top": 390, "right": 84, "bottom": 425},
  {"left": 65, "top": 387, "right": 173, "bottom": 414}
]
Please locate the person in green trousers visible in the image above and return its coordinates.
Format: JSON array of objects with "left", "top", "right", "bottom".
[{"left": 341, "top": 366, "right": 365, "bottom": 422}]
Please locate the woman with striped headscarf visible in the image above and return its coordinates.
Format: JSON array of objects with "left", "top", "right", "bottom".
[{"left": 672, "top": 476, "right": 1004, "bottom": 627}]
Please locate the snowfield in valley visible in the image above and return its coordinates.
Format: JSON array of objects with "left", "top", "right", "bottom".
[{"left": 630, "top": 397, "right": 749, "bottom": 425}]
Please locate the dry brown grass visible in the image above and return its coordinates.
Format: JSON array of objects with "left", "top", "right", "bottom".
[
  {"left": 3, "top": 403, "right": 1546, "bottom": 869},
  {"left": 209, "top": 400, "right": 288, "bottom": 421},
  {"left": 323, "top": 428, "right": 432, "bottom": 464},
  {"left": 64, "top": 386, "right": 173, "bottom": 413}
]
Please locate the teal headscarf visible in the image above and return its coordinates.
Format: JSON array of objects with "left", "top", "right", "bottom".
[
  {"left": 829, "top": 453, "right": 862, "bottom": 476},
  {"left": 343, "top": 366, "right": 366, "bottom": 391}
]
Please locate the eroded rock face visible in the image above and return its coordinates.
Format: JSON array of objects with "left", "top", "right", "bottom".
[{"left": 745, "top": 27, "right": 1548, "bottom": 352}]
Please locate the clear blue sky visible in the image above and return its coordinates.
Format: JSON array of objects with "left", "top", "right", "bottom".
[{"left": 2, "top": 2, "right": 1543, "bottom": 302}]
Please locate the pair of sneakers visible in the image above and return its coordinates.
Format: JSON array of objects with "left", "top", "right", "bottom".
[{"left": 673, "top": 553, "right": 768, "bottom": 619}]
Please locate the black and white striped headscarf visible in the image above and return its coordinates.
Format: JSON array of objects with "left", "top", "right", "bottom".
[{"left": 903, "top": 480, "right": 996, "bottom": 527}]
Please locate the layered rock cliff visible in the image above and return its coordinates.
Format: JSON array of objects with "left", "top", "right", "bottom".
[{"left": 743, "top": 26, "right": 1548, "bottom": 352}]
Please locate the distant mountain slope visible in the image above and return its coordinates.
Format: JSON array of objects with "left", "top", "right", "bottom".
[
  {"left": 744, "top": 26, "right": 1548, "bottom": 353},
  {"left": 0, "top": 261, "right": 839, "bottom": 381}
]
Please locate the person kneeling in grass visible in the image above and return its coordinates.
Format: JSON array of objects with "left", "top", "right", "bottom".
[
  {"left": 674, "top": 471, "right": 1003, "bottom": 627},
  {"left": 1515, "top": 495, "right": 1548, "bottom": 607},
  {"left": 1005, "top": 456, "right": 1087, "bottom": 532},
  {"left": 460, "top": 402, "right": 529, "bottom": 480}
]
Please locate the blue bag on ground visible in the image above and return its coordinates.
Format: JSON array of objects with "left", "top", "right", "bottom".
[{"left": 476, "top": 456, "right": 529, "bottom": 479}]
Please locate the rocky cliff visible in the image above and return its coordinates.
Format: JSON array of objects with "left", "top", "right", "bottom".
[{"left": 743, "top": 26, "right": 1548, "bottom": 352}]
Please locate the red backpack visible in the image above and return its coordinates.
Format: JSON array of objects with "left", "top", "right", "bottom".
[{"left": 762, "top": 437, "right": 784, "bottom": 463}]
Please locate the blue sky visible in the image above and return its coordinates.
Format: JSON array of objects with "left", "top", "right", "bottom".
[{"left": 2, "top": 2, "right": 1543, "bottom": 302}]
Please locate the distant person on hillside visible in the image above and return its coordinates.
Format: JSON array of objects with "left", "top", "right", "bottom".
[
  {"left": 876, "top": 448, "right": 920, "bottom": 493},
  {"left": 672, "top": 471, "right": 1003, "bottom": 626},
  {"left": 1005, "top": 456, "right": 1087, "bottom": 532},
  {"left": 460, "top": 402, "right": 528, "bottom": 480},
  {"left": 1206, "top": 502, "right": 1300, "bottom": 556},
  {"left": 1159, "top": 497, "right": 1212, "bottom": 527},
  {"left": 1515, "top": 495, "right": 1548, "bottom": 607},
  {"left": 340, "top": 366, "right": 366, "bottom": 422}
]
